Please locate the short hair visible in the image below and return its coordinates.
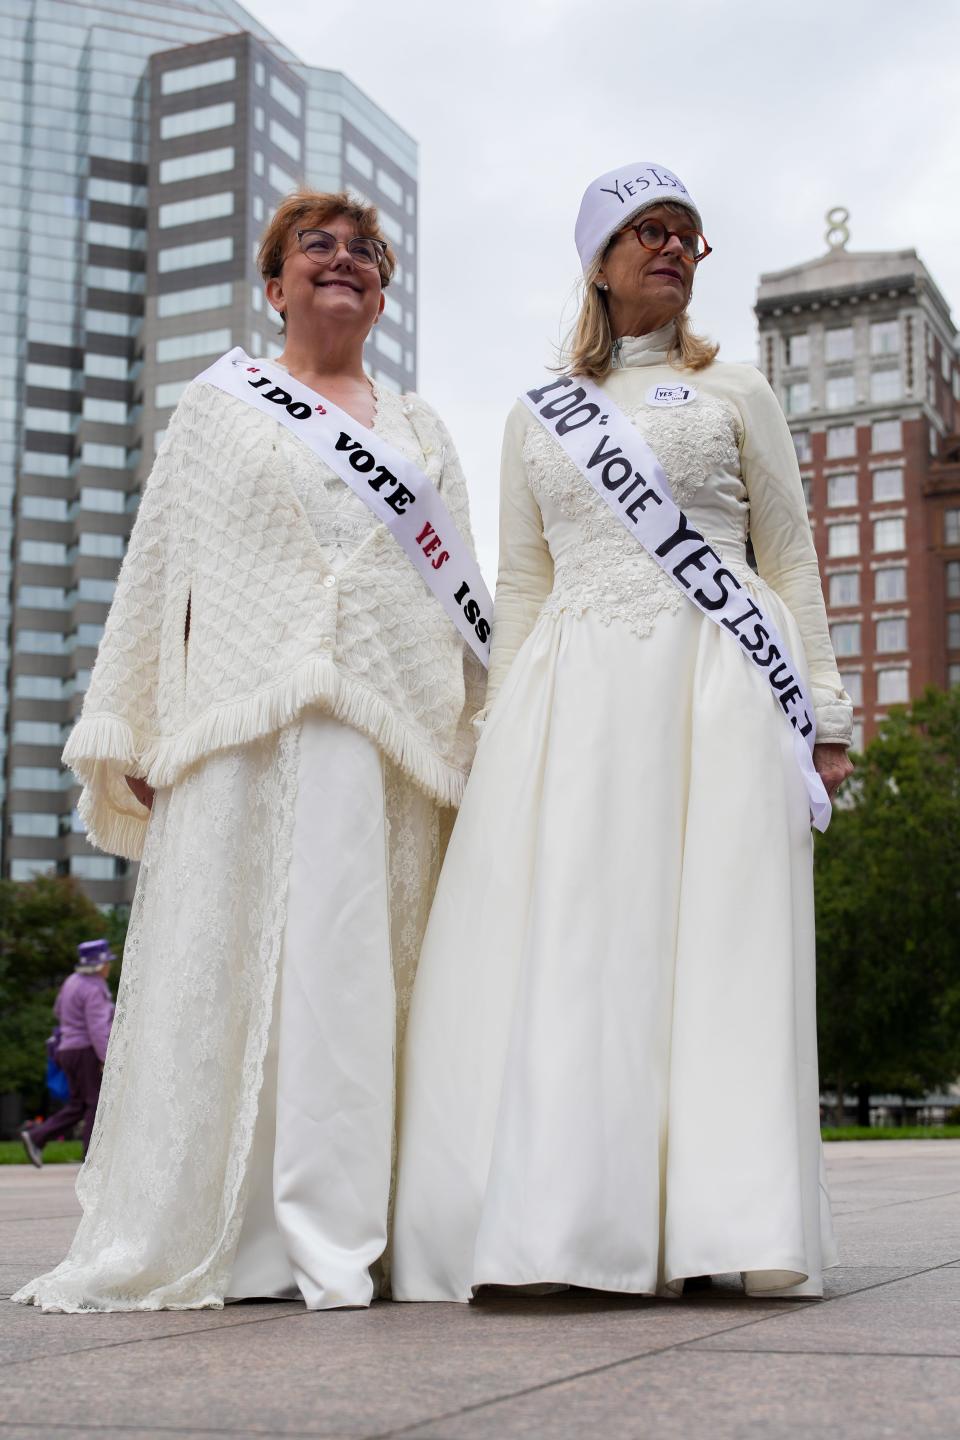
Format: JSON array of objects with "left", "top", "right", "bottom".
[{"left": 256, "top": 189, "right": 396, "bottom": 289}]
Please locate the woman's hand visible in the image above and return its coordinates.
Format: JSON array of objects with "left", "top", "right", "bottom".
[
  {"left": 813, "top": 743, "right": 854, "bottom": 801},
  {"left": 125, "top": 775, "right": 155, "bottom": 811}
]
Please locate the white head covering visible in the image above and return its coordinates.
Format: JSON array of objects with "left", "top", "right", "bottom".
[{"left": 575, "top": 162, "right": 701, "bottom": 276}]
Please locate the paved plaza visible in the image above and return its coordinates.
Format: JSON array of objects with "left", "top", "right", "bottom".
[{"left": 1, "top": 1141, "right": 958, "bottom": 1439}]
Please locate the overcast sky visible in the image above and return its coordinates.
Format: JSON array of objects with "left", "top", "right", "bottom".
[{"left": 254, "top": 0, "right": 960, "bottom": 582}]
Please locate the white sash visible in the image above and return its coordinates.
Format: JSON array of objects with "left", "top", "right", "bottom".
[
  {"left": 197, "top": 348, "right": 492, "bottom": 667},
  {"left": 520, "top": 374, "right": 831, "bottom": 831}
]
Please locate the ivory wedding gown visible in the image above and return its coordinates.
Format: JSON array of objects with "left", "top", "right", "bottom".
[{"left": 392, "top": 325, "right": 851, "bottom": 1302}]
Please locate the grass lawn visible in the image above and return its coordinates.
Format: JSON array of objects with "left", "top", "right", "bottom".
[
  {"left": 0, "top": 1139, "right": 83, "bottom": 1165},
  {"left": 822, "top": 1126, "right": 960, "bottom": 1141}
]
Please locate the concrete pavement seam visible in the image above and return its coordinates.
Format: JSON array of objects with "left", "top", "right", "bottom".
[{"left": 367, "top": 1256, "right": 960, "bottom": 1440}]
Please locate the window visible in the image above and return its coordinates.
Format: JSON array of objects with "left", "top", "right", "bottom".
[
  {"left": 13, "top": 720, "right": 62, "bottom": 746},
  {"left": 10, "top": 813, "right": 59, "bottom": 837},
  {"left": 78, "top": 577, "right": 117, "bottom": 603},
  {"left": 380, "top": 211, "right": 403, "bottom": 246},
  {"left": 255, "top": 61, "right": 265, "bottom": 87},
  {"left": 156, "top": 328, "right": 231, "bottom": 364},
  {"left": 21, "top": 495, "right": 68, "bottom": 521},
  {"left": 83, "top": 397, "right": 127, "bottom": 425},
  {"left": 87, "top": 221, "right": 142, "bottom": 249},
  {"left": 784, "top": 382, "right": 810, "bottom": 415},
  {"left": 825, "top": 327, "right": 854, "bottom": 362},
  {"left": 268, "top": 162, "right": 297, "bottom": 195},
  {"left": 931, "top": 425, "right": 940, "bottom": 457},
  {"left": 70, "top": 855, "right": 116, "bottom": 880},
  {"left": 25, "top": 406, "right": 74, "bottom": 434},
  {"left": 827, "top": 425, "right": 856, "bottom": 458},
  {"left": 830, "top": 622, "right": 861, "bottom": 656},
  {"left": 877, "top": 668, "right": 909, "bottom": 705},
  {"left": 269, "top": 73, "right": 302, "bottom": 118},
  {"left": 12, "top": 766, "right": 61, "bottom": 791},
  {"left": 253, "top": 195, "right": 264, "bottom": 223},
  {"left": 80, "top": 487, "right": 125, "bottom": 514},
  {"left": 827, "top": 523, "right": 859, "bottom": 558},
  {"left": 945, "top": 509, "right": 960, "bottom": 545},
  {"left": 826, "top": 374, "right": 855, "bottom": 409},
  {"left": 874, "top": 517, "right": 905, "bottom": 553},
  {"left": 377, "top": 168, "right": 403, "bottom": 206},
  {"left": 19, "top": 585, "right": 67, "bottom": 611},
  {"left": 875, "top": 417, "right": 903, "bottom": 449},
  {"left": 876, "top": 617, "right": 907, "bottom": 652},
  {"left": 158, "top": 236, "right": 233, "bottom": 273},
  {"left": 870, "top": 367, "right": 901, "bottom": 403},
  {"left": 159, "top": 147, "right": 234, "bottom": 184},
  {"left": 87, "top": 177, "right": 142, "bottom": 206},
  {"left": 157, "top": 281, "right": 232, "bottom": 318},
  {"left": 949, "top": 613, "right": 960, "bottom": 650},
  {"left": 827, "top": 473, "right": 857, "bottom": 507},
  {"left": 81, "top": 442, "right": 126, "bottom": 469},
  {"left": 840, "top": 671, "right": 862, "bottom": 706},
  {"left": 86, "top": 310, "right": 140, "bottom": 338},
  {"left": 254, "top": 150, "right": 264, "bottom": 177},
  {"left": 161, "top": 57, "right": 236, "bottom": 95},
  {"left": 942, "top": 347, "right": 952, "bottom": 383},
  {"left": 158, "top": 192, "right": 234, "bottom": 229},
  {"left": 875, "top": 566, "right": 907, "bottom": 602},
  {"left": 870, "top": 320, "right": 900, "bottom": 356},
  {"left": 947, "top": 561, "right": 960, "bottom": 599},
  {"left": 10, "top": 859, "right": 55, "bottom": 880},
  {"left": 70, "top": 623, "right": 105, "bottom": 649},
  {"left": 829, "top": 572, "right": 859, "bottom": 606},
  {"left": 801, "top": 477, "right": 811, "bottom": 508},
  {"left": 26, "top": 362, "right": 74, "bottom": 389},
  {"left": 374, "top": 329, "right": 402, "bottom": 364},
  {"left": 784, "top": 333, "right": 809, "bottom": 367},
  {"left": 345, "top": 141, "right": 373, "bottom": 179},
  {"left": 949, "top": 664, "right": 960, "bottom": 689},
  {"left": 268, "top": 118, "right": 301, "bottom": 161},
  {"left": 160, "top": 103, "right": 235, "bottom": 140},
  {"left": 14, "top": 675, "right": 62, "bottom": 700},
  {"left": 78, "top": 532, "right": 124, "bottom": 558},
  {"left": 84, "top": 352, "right": 127, "bottom": 380},
  {"left": 872, "top": 468, "right": 904, "bottom": 502},
  {"left": 155, "top": 379, "right": 189, "bottom": 409},
  {"left": 792, "top": 430, "right": 811, "bottom": 463},
  {"left": 17, "top": 629, "right": 65, "bottom": 655},
  {"left": 21, "top": 453, "right": 70, "bottom": 478},
  {"left": 21, "top": 539, "right": 67, "bottom": 565}
]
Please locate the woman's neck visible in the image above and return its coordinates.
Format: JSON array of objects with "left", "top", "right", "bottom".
[{"left": 278, "top": 328, "right": 368, "bottom": 384}]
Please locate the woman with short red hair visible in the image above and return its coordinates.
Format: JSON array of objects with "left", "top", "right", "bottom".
[{"left": 16, "top": 192, "right": 482, "bottom": 1313}]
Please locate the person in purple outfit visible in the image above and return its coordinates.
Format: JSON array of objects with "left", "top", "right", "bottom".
[{"left": 20, "top": 940, "right": 116, "bottom": 1167}]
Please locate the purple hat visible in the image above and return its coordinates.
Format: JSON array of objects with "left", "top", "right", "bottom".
[{"left": 76, "top": 938, "right": 116, "bottom": 970}]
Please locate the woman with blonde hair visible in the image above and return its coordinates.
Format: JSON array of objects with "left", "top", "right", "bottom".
[
  {"left": 393, "top": 163, "right": 853, "bottom": 1302},
  {"left": 16, "top": 190, "right": 483, "bottom": 1313}
]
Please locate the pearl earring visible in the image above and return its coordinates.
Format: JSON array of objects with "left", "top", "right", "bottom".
[{"left": 598, "top": 282, "right": 609, "bottom": 292}]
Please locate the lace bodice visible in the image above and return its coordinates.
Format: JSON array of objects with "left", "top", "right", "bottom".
[
  {"left": 522, "top": 390, "right": 744, "bottom": 639},
  {"left": 486, "top": 327, "right": 853, "bottom": 743}
]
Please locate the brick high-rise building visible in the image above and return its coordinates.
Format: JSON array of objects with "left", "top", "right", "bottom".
[
  {"left": 1, "top": 0, "right": 418, "bottom": 904},
  {"left": 756, "top": 211, "right": 959, "bottom": 751}
]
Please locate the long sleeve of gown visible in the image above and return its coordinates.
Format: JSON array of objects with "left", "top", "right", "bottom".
[
  {"left": 735, "top": 372, "right": 853, "bottom": 746},
  {"left": 484, "top": 404, "right": 554, "bottom": 712}
]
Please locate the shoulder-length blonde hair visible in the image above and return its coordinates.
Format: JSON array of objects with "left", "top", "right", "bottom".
[{"left": 562, "top": 213, "right": 719, "bottom": 379}]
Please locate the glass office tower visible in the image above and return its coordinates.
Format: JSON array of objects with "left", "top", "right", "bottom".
[{"left": 0, "top": 1, "right": 418, "bottom": 904}]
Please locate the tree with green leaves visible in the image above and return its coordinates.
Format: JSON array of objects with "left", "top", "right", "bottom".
[
  {"left": 815, "top": 686, "right": 960, "bottom": 1125},
  {"left": 0, "top": 875, "right": 127, "bottom": 1119}
]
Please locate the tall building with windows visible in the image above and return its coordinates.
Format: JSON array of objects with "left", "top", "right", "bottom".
[
  {"left": 756, "top": 213, "right": 958, "bottom": 751},
  {"left": 0, "top": 0, "right": 418, "bottom": 902}
]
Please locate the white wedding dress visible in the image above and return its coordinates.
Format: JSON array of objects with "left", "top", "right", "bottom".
[
  {"left": 15, "top": 385, "right": 444, "bottom": 1312},
  {"left": 392, "top": 327, "right": 850, "bottom": 1302}
]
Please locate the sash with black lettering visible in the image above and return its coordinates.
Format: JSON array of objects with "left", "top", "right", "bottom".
[
  {"left": 197, "top": 348, "right": 492, "bottom": 666},
  {"left": 520, "top": 374, "right": 831, "bottom": 830}
]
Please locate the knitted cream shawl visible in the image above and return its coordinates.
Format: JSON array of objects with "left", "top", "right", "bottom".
[{"left": 64, "top": 379, "right": 483, "bottom": 861}]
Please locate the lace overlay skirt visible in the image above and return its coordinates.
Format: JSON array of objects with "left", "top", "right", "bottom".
[{"left": 14, "top": 712, "right": 441, "bottom": 1313}]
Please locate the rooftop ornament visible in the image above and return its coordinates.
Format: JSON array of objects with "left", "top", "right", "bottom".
[{"left": 826, "top": 207, "right": 850, "bottom": 251}]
